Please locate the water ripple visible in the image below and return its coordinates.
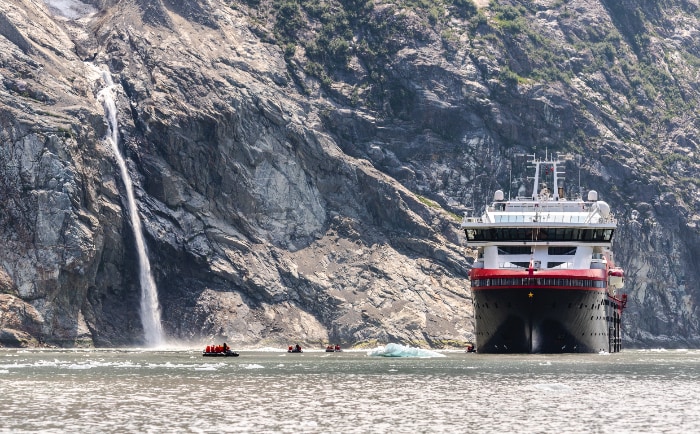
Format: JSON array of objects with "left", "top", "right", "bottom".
[{"left": 1, "top": 349, "right": 700, "bottom": 433}]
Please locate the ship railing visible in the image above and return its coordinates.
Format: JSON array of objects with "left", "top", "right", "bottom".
[
  {"left": 600, "top": 214, "right": 617, "bottom": 224},
  {"left": 462, "top": 217, "right": 483, "bottom": 223},
  {"left": 498, "top": 262, "right": 575, "bottom": 269},
  {"left": 498, "top": 263, "right": 526, "bottom": 269},
  {"left": 492, "top": 214, "right": 588, "bottom": 223},
  {"left": 489, "top": 205, "right": 583, "bottom": 213},
  {"left": 464, "top": 214, "right": 616, "bottom": 225}
]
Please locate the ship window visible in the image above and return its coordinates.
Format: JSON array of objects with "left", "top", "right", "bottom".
[
  {"left": 499, "top": 246, "right": 531, "bottom": 255},
  {"left": 548, "top": 247, "right": 576, "bottom": 255},
  {"left": 466, "top": 228, "right": 614, "bottom": 243},
  {"left": 473, "top": 277, "right": 606, "bottom": 288},
  {"left": 550, "top": 228, "right": 564, "bottom": 241}
]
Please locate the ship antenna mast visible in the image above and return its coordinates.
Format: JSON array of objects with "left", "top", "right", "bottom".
[
  {"left": 577, "top": 154, "right": 582, "bottom": 198},
  {"left": 528, "top": 153, "right": 539, "bottom": 200},
  {"left": 508, "top": 163, "right": 512, "bottom": 200}
]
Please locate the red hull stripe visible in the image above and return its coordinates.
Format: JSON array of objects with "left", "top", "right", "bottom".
[
  {"left": 470, "top": 268, "right": 606, "bottom": 279},
  {"left": 472, "top": 286, "right": 603, "bottom": 291},
  {"left": 470, "top": 268, "right": 608, "bottom": 291}
]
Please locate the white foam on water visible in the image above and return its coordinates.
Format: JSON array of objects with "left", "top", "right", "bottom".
[
  {"left": 67, "top": 364, "right": 93, "bottom": 370},
  {"left": 0, "top": 362, "right": 30, "bottom": 370},
  {"left": 299, "top": 421, "right": 319, "bottom": 429},
  {"left": 533, "top": 383, "right": 574, "bottom": 393},
  {"left": 0, "top": 358, "right": 148, "bottom": 371},
  {"left": 240, "top": 364, "right": 265, "bottom": 369},
  {"left": 147, "top": 361, "right": 204, "bottom": 369},
  {"left": 257, "top": 347, "right": 287, "bottom": 352}
]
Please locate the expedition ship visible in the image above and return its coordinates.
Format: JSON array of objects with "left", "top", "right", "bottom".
[{"left": 462, "top": 155, "right": 627, "bottom": 353}]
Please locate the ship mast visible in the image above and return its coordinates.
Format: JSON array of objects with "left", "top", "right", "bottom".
[
  {"left": 552, "top": 159, "right": 560, "bottom": 200},
  {"left": 528, "top": 154, "right": 564, "bottom": 201},
  {"left": 529, "top": 153, "right": 540, "bottom": 200}
]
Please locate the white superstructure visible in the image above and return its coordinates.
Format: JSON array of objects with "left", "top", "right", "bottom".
[{"left": 462, "top": 155, "right": 620, "bottom": 283}]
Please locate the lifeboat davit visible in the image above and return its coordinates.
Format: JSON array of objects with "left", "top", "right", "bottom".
[{"left": 608, "top": 267, "right": 625, "bottom": 289}]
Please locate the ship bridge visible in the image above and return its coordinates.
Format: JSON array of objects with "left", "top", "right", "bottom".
[{"left": 462, "top": 184, "right": 616, "bottom": 247}]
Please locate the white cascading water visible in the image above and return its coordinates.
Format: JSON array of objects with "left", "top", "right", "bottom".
[{"left": 96, "top": 69, "right": 165, "bottom": 347}]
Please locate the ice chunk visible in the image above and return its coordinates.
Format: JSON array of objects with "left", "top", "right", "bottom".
[{"left": 366, "top": 343, "right": 445, "bottom": 358}]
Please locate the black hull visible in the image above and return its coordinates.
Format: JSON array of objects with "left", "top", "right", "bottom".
[
  {"left": 473, "top": 288, "right": 623, "bottom": 353},
  {"left": 202, "top": 351, "right": 239, "bottom": 357}
]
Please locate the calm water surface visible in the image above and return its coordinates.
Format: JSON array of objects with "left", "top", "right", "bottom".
[{"left": 1, "top": 348, "right": 699, "bottom": 433}]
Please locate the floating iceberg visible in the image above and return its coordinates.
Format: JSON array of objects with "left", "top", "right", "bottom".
[{"left": 366, "top": 343, "right": 445, "bottom": 358}]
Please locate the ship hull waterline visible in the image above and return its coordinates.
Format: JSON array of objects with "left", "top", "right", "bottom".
[{"left": 472, "top": 286, "right": 623, "bottom": 354}]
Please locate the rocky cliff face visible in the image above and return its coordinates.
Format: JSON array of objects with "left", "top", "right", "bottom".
[{"left": 1, "top": 0, "right": 699, "bottom": 348}]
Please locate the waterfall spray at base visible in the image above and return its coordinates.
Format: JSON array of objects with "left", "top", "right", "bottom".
[{"left": 96, "top": 68, "right": 165, "bottom": 347}]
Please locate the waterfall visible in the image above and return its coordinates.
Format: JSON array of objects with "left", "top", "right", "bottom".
[{"left": 96, "top": 69, "right": 165, "bottom": 347}]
